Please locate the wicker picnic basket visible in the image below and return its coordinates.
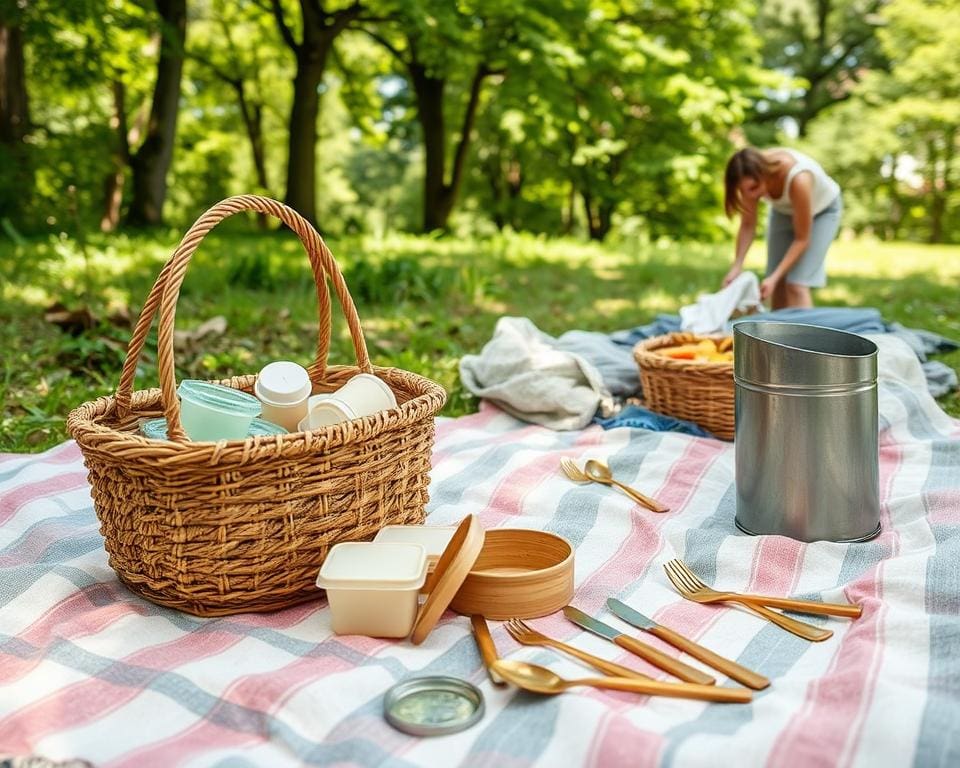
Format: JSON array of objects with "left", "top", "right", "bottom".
[
  {"left": 67, "top": 195, "right": 447, "bottom": 617},
  {"left": 633, "top": 332, "right": 735, "bottom": 440}
]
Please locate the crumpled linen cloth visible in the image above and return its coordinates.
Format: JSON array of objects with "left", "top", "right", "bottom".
[
  {"left": 679, "top": 272, "right": 762, "bottom": 334},
  {"left": 459, "top": 317, "right": 613, "bottom": 430}
]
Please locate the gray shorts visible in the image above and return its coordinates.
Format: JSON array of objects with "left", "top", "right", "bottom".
[{"left": 767, "top": 195, "right": 842, "bottom": 287}]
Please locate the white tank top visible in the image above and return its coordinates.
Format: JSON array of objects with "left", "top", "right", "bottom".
[{"left": 767, "top": 149, "right": 840, "bottom": 216}]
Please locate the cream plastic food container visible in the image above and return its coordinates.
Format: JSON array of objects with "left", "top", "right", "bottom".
[
  {"left": 254, "top": 361, "right": 312, "bottom": 431},
  {"left": 316, "top": 542, "right": 427, "bottom": 637}
]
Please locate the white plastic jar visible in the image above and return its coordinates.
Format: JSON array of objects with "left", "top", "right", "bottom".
[
  {"left": 254, "top": 361, "right": 312, "bottom": 431},
  {"left": 315, "top": 542, "right": 427, "bottom": 637}
]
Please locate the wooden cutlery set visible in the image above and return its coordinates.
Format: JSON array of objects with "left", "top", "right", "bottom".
[{"left": 471, "top": 557, "right": 862, "bottom": 704}]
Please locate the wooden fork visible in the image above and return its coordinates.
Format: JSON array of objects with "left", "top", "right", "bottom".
[
  {"left": 668, "top": 559, "right": 862, "bottom": 618},
  {"left": 504, "top": 619, "right": 648, "bottom": 679},
  {"left": 664, "top": 560, "right": 834, "bottom": 642}
]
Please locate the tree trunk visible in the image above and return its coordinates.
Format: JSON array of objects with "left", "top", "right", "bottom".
[
  {"left": 505, "top": 158, "right": 522, "bottom": 230},
  {"left": 127, "top": 0, "right": 187, "bottom": 227},
  {"left": 284, "top": 48, "right": 328, "bottom": 225},
  {"left": 272, "top": 0, "right": 361, "bottom": 227},
  {"left": 410, "top": 65, "right": 451, "bottom": 232},
  {"left": 926, "top": 138, "right": 943, "bottom": 244},
  {"left": 0, "top": 19, "right": 32, "bottom": 220},
  {"left": 101, "top": 80, "right": 129, "bottom": 232},
  {"left": 235, "top": 84, "right": 270, "bottom": 228},
  {"left": 0, "top": 20, "right": 28, "bottom": 142},
  {"left": 582, "top": 191, "right": 613, "bottom": 241},
  {"left": 410, "top": 62, "right": 489, "bottom": 232},
  {"left": 562, "top": 181, "right": 576, "bottom": 235},
  {"left": 483, "top": 153, "right": 506, "bottom": 230},
  {"left": 929, "top": 128, "right": 956, "bottom": 244}
]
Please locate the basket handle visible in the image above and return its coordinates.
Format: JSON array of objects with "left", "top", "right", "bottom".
[{"left": 114, "top": 195, "right": 372, "bottom": 441}]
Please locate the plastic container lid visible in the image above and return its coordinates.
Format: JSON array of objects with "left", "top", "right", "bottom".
[
  {"left": 409, "top": 515, "right": 484, "bottom": 645},
  {"left": 177, "top": 380, "right": 262, "bottom": 417},
  {"left": 300, "top": 397, "right": 358, "bottom": 430},
  {"left": 315, "top": 542, "right": 427, "bottom": 591},
  {"left": 255, "top": 361, "right": 312, "bottom": 406},
  {"left": 383, "top": 676, "right": 484, "bottom": 736},
  {"left": 373, "top": 525, "right": 457, "bottom": 560},
  {"left": 141, "top": 416, "right": 288, "bottom": 440},
  {"left": 247, "top": 418, "right": 289, "bottom": 436}
]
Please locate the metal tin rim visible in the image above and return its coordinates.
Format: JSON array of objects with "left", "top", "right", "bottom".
[
  {"left": 383, "top": 676, "right": 485, "bottom": 737},
  {"left": 732, "top": 321, "right": 879, "bottom": 359},
  {"left": 735, "top": 517, "right": 882, "bottom": 544}
]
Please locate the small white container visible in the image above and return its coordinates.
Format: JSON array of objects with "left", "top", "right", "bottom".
[
  {"left": 299, "top": 396, "right": 358, "bottom": 431},
  {"left": 316, "top": 542, "right": 427, "bottom": 638},
  {"left": 336, "top": 373, "right": 398, "bottom": 416},
  {"left": 297, "top": 375, "right": 397, "bottom": 430},
  {"left": 254, "top": 361, "right": 312, "bottom": 432},
  {"left": 373, "top": 525, "right": 457, "bottom": 567}
]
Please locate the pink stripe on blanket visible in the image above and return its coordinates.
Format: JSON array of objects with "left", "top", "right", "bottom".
[
  {"left": 765, "top": 443, "right": 903, "bottom": 768},
  {"left": 587, "top": 712, "right": 665, "bottom": 767},
  {"left": 0, "top": 441, "right": 81, "bottom": 466},
  {"left": 0, "top": 472, "right": 89, "bottom": 524},
  {"left": 747, "top": 536, "right": 805, "bottom": 595},
  {"left": 0, "top": 602, "right": 320, "bottom": 751},
  {"left": 111, "top": 650, "right": 357, "bottom": 767},
  {"left": 434, "top": 402, "right": 504, "bottom": 440},
  {"left": 0, "top": 632, "right": 247, "bottom": 752},
  {"left": 0, "top": 518, "right": 97, "bottom": 568},
  {"left": 765, "top": 573, "right": 886, "bottom": 768},
  {"left": 475, "top": 428, "right": 605, "bottom": 527},
  {"left": 2, "top": 586, "right": 144, "bottom": 683},
  {"left": 925, "top": 489, "right": 960, "bottom": 524},
  {"left": 433, "top": 419, "right": 552, "bottom": 471},
  {"left": 651, "top": 438, "right": 729, "bottom": 512}
]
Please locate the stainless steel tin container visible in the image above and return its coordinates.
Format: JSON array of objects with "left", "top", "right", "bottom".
[{"left": 733, "top": 321, "right": 880, "bottom": 543}]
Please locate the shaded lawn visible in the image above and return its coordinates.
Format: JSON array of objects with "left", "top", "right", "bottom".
[{"left": 1, "top": 229, "right": 957, "bottom": 453}]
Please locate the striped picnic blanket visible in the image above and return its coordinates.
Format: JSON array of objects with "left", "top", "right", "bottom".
[{"left": 1, "top": 334, "right": 958, "bottom": 767}]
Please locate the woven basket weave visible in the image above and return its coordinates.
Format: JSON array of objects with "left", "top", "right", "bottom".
[
  {"left": 67, "top": 195, "right": 447, "bottom": 616},
  {"left": 633, "top": 332, "right": 734, "bottom": 440}
]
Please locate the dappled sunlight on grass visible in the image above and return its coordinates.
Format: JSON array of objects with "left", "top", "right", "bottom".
[
  {"left": 591, "top": 298, "right": 636, "bottom": 316},
  {"left": 471, "top": 296, "right": 510, "bottom": 316},
  {"left": 2, "top": 230, "right": 958, "bottom": 451},
  {"left": 5, "top": 285, "right": 51, "bottom": 308},
  {"left": 636, "top": 287, "right": 695, "bottom": 315},
  {"left": 817, "top": 284, "right": 860, "bottom": 306}
]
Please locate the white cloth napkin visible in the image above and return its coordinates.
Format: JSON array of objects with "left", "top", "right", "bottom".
[
  {"left": 680, "top": 271, "right": 762, "bottom": 334},
  {"left": 458, "top": 317, "right": 612, "bottom": 430}
]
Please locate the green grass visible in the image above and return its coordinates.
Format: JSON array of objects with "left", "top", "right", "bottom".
[{"left": 1, "top": 229, "right": 958, "bottom": 453}]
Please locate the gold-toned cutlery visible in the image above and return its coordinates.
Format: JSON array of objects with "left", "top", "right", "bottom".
[
  {"left": 504, "top": 619, "right": 649, "bottom": 680},
  {"left": 584, "top": 460, "right": 670, "bottom": 513},
  {"left": 491, "top": 659, "right": 752, "bottom": 703},
  {"left": 563, "top": 606, "right": 716, "bottom": 685},
  {"left": 470, "top": 615, "right": 507, "bottom": 686},
  {"left": 663, "top": 561, "right": 833, "bottom": 643},
  {"left": 559, "top": 457, "right": 669, "bottom": 513},
  {"left": 666, "top": 559, "right": 862, "bottom": 618},
  {"left": 560, "top": 457, "right": 591, "bottom": 483},
  {"left": 606, "top": 598, "right": 770, "bottom": 690}
]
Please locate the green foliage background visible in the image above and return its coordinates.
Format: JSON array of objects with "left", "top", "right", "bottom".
[{"left": 1, "top": 0, "right": 958, "bottom": 453}]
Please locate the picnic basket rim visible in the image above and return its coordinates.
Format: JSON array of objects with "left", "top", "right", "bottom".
[{"left": 632, "top": 331, "right": 735, "bottom": 440}]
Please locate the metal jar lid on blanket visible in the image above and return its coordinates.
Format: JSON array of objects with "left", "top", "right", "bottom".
[{"left": 733, "top": 321, "right": 881, "bottom": 543}]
